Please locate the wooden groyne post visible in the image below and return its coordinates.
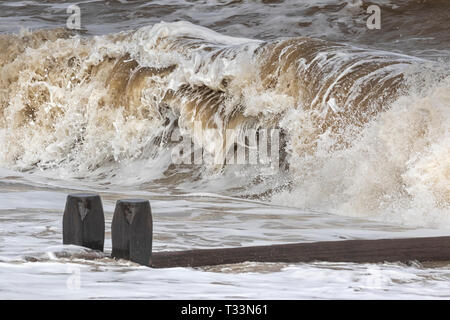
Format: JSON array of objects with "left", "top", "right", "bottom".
[
  {"left": 111, "top": 199, "right": 153, "bottom": 266},
  {"left": 63, "top": 193, "right": 105, "bottom": 251},
  {"left": 62, "top": 194, "right": 450, "bottom": 268}
]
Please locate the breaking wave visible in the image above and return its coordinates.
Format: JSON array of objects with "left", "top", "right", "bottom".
[{"left": 0, "top": 21, "right": 448, "bottom": 226}]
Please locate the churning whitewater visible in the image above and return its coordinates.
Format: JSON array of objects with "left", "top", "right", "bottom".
[
  {"left": 0, "top": 21, "right": 449, "bottom": 227},
  {"left": 1, "top": 0, "right": 450, "bottom": 300}
]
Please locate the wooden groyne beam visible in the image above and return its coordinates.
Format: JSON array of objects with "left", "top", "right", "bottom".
[
  {"left": 62, "top": 194, "right": 450, "bottom": 268},
  {"left": 150, "top": 236, "right": 450, "bottom": 268}
]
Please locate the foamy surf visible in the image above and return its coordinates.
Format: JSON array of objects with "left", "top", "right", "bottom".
[
  {"left": 0, "top": 21, "right": 448, "bottom": 227},
  {"left": 1, "top": 0, "right": 450, "bottom": 300}
]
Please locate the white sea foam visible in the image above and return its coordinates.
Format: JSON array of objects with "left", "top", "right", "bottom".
[
  {"left": 0, "top": 22, "right": 448, "bottom": 228},
  {"left": 0, "top": 11, "right": 449, "bottom": 299},
  {"left": 1, "top": 259, "right": 450, "bottom": 299}
]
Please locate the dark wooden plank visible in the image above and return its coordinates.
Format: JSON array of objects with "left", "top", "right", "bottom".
[{"left": 150, "top": 236, "right": 450, "bottom": 268}]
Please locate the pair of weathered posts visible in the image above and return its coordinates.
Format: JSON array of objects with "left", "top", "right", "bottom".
[
  {"left": 63, "top": 194, "right": 153, "bottom": 266},
  {"left": 63, "top": 193, "right": 450, "bottom": 268}
]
